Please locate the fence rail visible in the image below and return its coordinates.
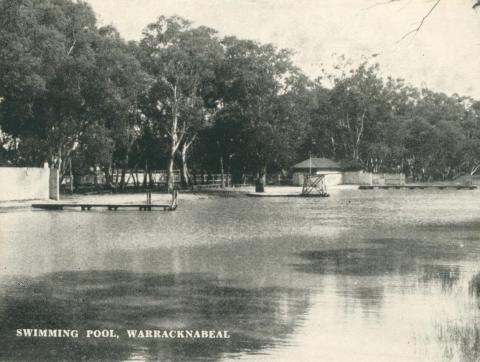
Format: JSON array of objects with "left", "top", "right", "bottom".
[
  {"left": 61, "top": 170, "right": 292, "bottom": 191},
  {"left": 61, "top": 170, "right": 235, "bottom": 189}
]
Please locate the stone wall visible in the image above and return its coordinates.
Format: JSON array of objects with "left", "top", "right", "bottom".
[{"left": 0, "top": 167, "right": 59, "bottom": 201}]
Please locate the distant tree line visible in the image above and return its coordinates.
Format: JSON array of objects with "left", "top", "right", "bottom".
[{"left": 1, "top": 0, "right": 479, "bottom": 190}]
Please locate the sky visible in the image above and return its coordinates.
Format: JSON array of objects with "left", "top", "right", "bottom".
[{"left": 86, "top": 0, "right": 480, "bottom": 98}]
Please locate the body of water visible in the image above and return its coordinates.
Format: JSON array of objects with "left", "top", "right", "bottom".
[{"left": 1, "top": 189, "right": 480, "bottom": 361}]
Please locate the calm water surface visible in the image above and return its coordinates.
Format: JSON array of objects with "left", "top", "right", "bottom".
[{"left": 1, "top": 189, "right": 480, "bottom": 361}]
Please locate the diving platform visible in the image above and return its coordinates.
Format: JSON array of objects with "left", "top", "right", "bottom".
[{"left": 32, "top": 190, "right": 178, "bottom": 211}]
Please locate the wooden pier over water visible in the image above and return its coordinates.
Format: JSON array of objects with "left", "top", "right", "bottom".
[
  {"left": 32, "top": 190, "right": 178, "bottom": 211},
  {"left": 359, "top": 185, "right": 477, "bottom": 190}
]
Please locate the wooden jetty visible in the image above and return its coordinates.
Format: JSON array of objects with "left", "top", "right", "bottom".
[
  {"left": 32, "top": 190, "right": 178, "bottom": 211},
  {"left": 359, "top": 185, "right": 477, "bottom": 190}
]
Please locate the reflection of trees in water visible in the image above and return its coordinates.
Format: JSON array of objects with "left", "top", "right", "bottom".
[
  {"left": 0, "top": 271, "right": 311, "bottom": 361},
  {"left": 335, "top": 276, "right": 385, "bottom": 320},
  {"left": 469, "top": 272, "right": 480, "bottom": 299},
  {"left": 294, "top": 238, "right": 472, "bottom": 277},
  {"left": 294, "top": 238, "right": 473, "bottom": 277},
  {"left": 420, "top": 264, "right": 460, "bottom": 292},
  {"left": 436, "top": 316, "right": 480, "bottom": 362},
  {"left": 293, "top": 247, "right": 412, "bottom": 277},
  {"left": 339, "top": 282, "right": 385, "bottom": 320},
  {"left": 293, "top": 238, "right": 468, "bottom": 324},
  {"left": 437, "top": 272, "right": 480, "bottom": 361},
  {"left": 433, "top": 272, "right": 480, "bottom": 361}
]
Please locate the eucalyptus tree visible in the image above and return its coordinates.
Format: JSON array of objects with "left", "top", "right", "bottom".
[
  {"left": 139, "top": 16, "right": 222, "bottom": 190},
  {"left": 406, "top": 91, "right": 477, "bottom": 180},
  {"left": 214, "top": 36, "right": 307, "bottom": 190},
  {"left": 0, "top": 0, "right": 146, "bottom": 186},
  {"left": 462, "top": 101, "right": 480, "bottom": 176},
  {"left": 325, "top": 62, "right": 393, "bottom": 164},
  {"left": 0, "top": 0, "right": 100, "bottom": 175},
  {"left": 83, "top": 26, "right": 148, "bottom": 188}
]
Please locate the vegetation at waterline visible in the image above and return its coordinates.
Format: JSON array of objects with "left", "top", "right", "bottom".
[{"left": 1, "top": 0, "right": 479, "bottom": 190}]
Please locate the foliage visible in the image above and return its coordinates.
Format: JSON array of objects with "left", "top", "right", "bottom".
[{"left": 0, "top": 1, "right": 479, "bottom": 189}]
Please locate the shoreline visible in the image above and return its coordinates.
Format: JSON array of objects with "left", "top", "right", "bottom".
[{"left": 0, "top": 183, "right": 476, "bottom": 210}]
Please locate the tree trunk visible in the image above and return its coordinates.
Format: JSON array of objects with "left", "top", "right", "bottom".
[
  {"left": 352, "top": 111, "right": 365, "bottom": 161},
  {"left": 120, "top": 154, "right": 129, "bottom": 191},
  {"left": 167, "top": 155, "right": 175, "bottom": 191},
  {"left": 69, "top": 158, "right": 74, "bottom": 193},
  {"left": 94, "top": 168, "right": 98, "bottom": 191},
  {"left": 134, "top": 168, "right": 139, "bottom": 188},
  {"left": 149, "top": 170, "right": 154, "bottom": 189},
  {"left": 167, "top": 84, "right": 180, "bottom": 192},
  {"left": 192, "top": 170, "right": 197, "bottom": 185},
  {"left": 104, "top": 165, "right": 114, "bottom": 190},
  {"left": 220, "top": 156, "right": 225, "bottom": 188},
  {"left": 120, "top": 168, "right": 126, "bottom": 190},
  {"left": 180, "top": 143, "right": 190, "bottom": 188},
  {"left": 471, "top": 164, "right": 480, "bottom": 176},
  {"left": 255, "top": 165, "right": 267, "bottom": 193},
  {"left": 142, "top": 169, "right": 148, "bottom": 189}
]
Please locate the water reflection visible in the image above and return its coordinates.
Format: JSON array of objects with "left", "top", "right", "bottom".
[
  {"left": 294, "top": 247, "right": 410, "bottom": 276},
  {"left": 436, "top": 313, "right": 480, "bottom": 362},
  {"left": 294, "top": 237, "right": 475, "bottom": 277},
  {"left": 292, "top": 232, "right": 480, "bottom": 360},
  {"left": 469, "top": 272, "right": 480, "bottom": 299},
  {"left": 0, "top": 271, "right": 311, "bottom": 361},
  {"left": 421, "top": 264, "right": 461, "bottom": 291},
  {"left": 437, "top": 272, "right": 480, "bottom": 361}
]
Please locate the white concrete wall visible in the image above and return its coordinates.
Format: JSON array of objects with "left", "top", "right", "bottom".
[
  {"left": 321, "top": 172, "right": 343, "bottom": 186},
  {"left": 0, "top": 167, "right": 53, "bottom": 201},
  {"left": 384, "top": 173, "right": 405, "bottom": 186},
  {"left": 343, "top": 171, "right": 373, "bottom": 185},
  {"left": 49, "top": 168, "right": 60, "bottom": 200},
  {"left": 293, "top": 170, "right": 404, "bottom": 186},
  {"left": 372, "top": 173, "right": 405, "bottom": 186}
]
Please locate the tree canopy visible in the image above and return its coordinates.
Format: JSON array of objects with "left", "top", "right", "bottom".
[{"left": 1, "top": 0, "right": 479, "bottom": 189}]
